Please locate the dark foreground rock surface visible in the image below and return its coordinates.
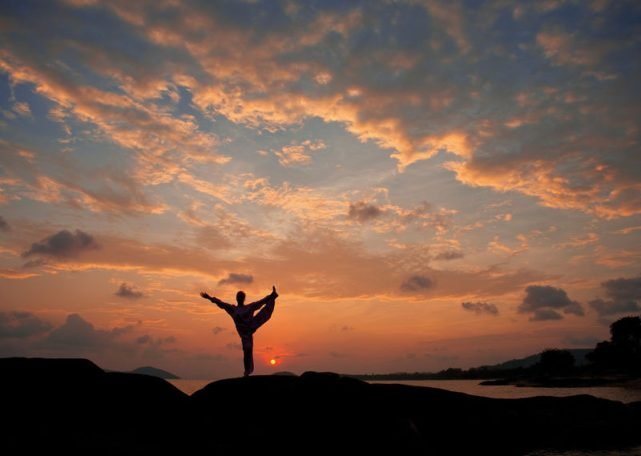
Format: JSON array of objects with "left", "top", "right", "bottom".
[{"left": 2, "top": 358, "right": 641, "bottom": 455}]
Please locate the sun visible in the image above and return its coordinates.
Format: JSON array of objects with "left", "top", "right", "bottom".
[{"left": 269, "top": 358, "right": 277, "bottom": 366}]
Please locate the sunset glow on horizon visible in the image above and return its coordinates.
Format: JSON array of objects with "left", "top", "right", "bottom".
[{"left": 1, "top": 1, "right": 640, "bottom": 379}]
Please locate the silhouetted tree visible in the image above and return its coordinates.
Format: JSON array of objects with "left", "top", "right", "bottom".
[
  {"left": 587, "top": 340, "right": 616, "bottom": 369},
  {"left": 537, "top": 349, "right": 575, "bottom": 374},
  {"left": 611, "top": 316, "right": 641, "bottom": 350},
  {"left": 587, "top": 316, "right": 641, "bottom": 373}
]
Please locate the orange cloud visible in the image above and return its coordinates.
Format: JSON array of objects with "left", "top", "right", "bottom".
[
  {"left": 537, "top": 30, "right": 602, "bottom": 66},
  {"left": 177, "top": 173, "right": 233, "bottom": 204},
  {"left": 240, "top": 177, "right": 346, "bottom": 224},
  {"left": 488, "top": 236, "right": 527, "bottom": 257},
  {"left": 420, "top": 0, "right": 470, "bottom": 53},
  {"left": 0, "top": 141, "right": 166, "bottom": 215},
  {"left": 556, "top": 233, "right": 600, "bottom": 249},
  {"left": 0, "top": 51, "right": 226, "bottom": 189},
  {"left": 273, "top": 140, "right": 326, "bottom": 167},
  {"left": 0, "top": 268, "right": 39, "bottom": 279},
  {"left": 3, "top": 0, "right": 638, "bottom": 224},
  {"left": 446, "top": 157, "right": 641, "bottom": 219}
]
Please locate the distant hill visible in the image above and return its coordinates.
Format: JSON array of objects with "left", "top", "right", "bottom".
[
  {"left": 130, "top": 366, "right": 179, "bottom": 379},
  {"left": 351, "top": 348, "right": 595, "bottom": 380},
  {"left": 484, "top": 348, "right": 593, "bottom": 371}
]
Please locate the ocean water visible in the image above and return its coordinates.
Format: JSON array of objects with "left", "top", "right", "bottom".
[{"left": 370, "top": 379, "right": 641, "bottom": 403}]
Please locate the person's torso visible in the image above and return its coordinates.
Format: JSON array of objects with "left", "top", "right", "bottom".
[{"left": 231, "top": 305, "right": 255, "bottom": 335}]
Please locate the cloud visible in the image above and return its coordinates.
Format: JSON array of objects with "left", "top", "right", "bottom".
[
  {"left": 0, "top": 215, "right": 9, "bottom": 232},
  {"left": 488, "top": 236, "right": 527, "bottom": 256},
  {"left": 0, "top": 33, "right": 226, "bottom": 189},
  {"left": 0, "top": 311, "right": 52, "bottom": 338},
  {"left": 536, "top": 30, "right": 602, "bottom": 66},
  {"left": 12, "top": 101, "right": 31, "bottom": 117},
  {"left": 115, "top": 282, "right": 144, "bottom": 299},
  {"left": 0, "top": 311, "right": 181, "bottom": 367},
  {"left": 588, "top": 275, "right": 641, "bottom": 316},
  {"left": 529, "top": 309, "right": 564, "bottom": 321},
  {"left": 589, "top": 298, "right": 641, "bottom": 316},
  {"left": 226, "top": 342, "right": 241, "bottom": 350},
  {"left": 218, "top": 273, "right": 254, "bottom": 286},
  {"left": 386, "top": 202, "right": 455, "bottom": 233},
  {"left": 461, "top": 302, "right": 499, "bottom": 316},
  {"left": 273, "top": 139, "right": 326, "bottom": 167},
  {"left": 16, "top": 231, "right": 233, "bottom": 281},
  {"left": 613, "top": 225, "right": 641, "bottom": 236},
  {"left": 0, "top": 182, "right": 559, "bottom": 311},
  {"left": 556, "top": 233, "right": 600, "bottom": 249},
  {"left": 0, "top": 268, "right": 39, "bottom": 279},
  {"left": 136, "top": 334, "right": 175, "bottom": 345},
  {"left": 212, "top": 326, "right": 226, "bottom": 335},
  {"left": 133, "top": 333, "right": 177, "bottom": 360},
  {"left": 0, "top": 138, "right": 167, "bottom": 216},
  {"left": 601, "top": 275, "right": 641, "bottom": 302},
  {"left": 136, "top": 334, "right": 151, "bottom": 344},
  {"left": 241, "top": 177, "right": 347, "bottom": 225},
  {"left": 1, "top": 1, "right": 638, "bottom": 221},
  {"left": 434, "top": 250, "right": 464, "bottom": 261},
  {"left": 44, "top": 314, "right": 134, "bottom": 351},
  {"left": 348, "top": 201, "right": 383, "bottom": 222},
  {"left": 22, "top": 229, "right": 99, "bottom": 259},
  {"left": 400, "top": 275, "right": 433, "bottom": 293},
  {"left": 518, "top": 285, "right": 584, "bottom": 321},
  {"left": 329, "top": 351, "right": 349, "bottom": 358},
  {"left": 7, "top": 226, "right": 548, "bottom": 300}
]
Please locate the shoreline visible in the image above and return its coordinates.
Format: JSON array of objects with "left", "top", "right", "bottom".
[{"left": 480, "top": 376, "right": 641, "bottom": 389}]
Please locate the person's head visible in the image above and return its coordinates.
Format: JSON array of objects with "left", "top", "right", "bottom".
[{"left": 236, "top": 290, "right": 246, "bottom": 305}]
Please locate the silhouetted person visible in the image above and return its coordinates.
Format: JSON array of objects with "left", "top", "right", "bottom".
[{"left": 201, "top": 286, "right": 278, "bottom": 376}]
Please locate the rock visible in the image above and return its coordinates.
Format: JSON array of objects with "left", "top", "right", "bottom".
[
  {"left": 2, "top": 358, "right": 640, "bottom": 454},
  {"left": 130, "top": 366, "right": 180, "bottom": 379},
  {"left": 1, "top": 357, "right": 190, "bottom": 453}
]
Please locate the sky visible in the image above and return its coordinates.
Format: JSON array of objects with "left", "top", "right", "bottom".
[{"left": 1, "top": 0, "right": 640, "bottom": 379}]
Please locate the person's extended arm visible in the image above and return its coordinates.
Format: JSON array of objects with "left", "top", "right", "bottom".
[
  {"left": 200, "top": 292, "right": 234, "bottom": 312},
  {"left": 246, "top": 286, "right": 278, "bottom": 311}
]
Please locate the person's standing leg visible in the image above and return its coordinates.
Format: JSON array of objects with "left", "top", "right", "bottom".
[{"left": 241, "top": 335, "right": 254, "bottom": 376}]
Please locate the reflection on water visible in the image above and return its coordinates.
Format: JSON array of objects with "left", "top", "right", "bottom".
[{"left": 371, "top": 379, "right": 641, "bottom": 403}]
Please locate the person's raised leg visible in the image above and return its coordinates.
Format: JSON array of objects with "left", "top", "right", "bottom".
[
  {"left": 241, "top": 335, "right": 254, "bottom": 376},
  {"left": 252, "top": 296, "right": 276, "bottom": 331}
]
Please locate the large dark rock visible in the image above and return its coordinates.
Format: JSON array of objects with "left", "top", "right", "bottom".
[
  {"left": 370, "top": 383, "right": 641, "bottom": 454},
  {"left": 2, "top": 358, "right": 640, "bottom": 454},
  {"left": 1, "top": 357, "right": 190, "bottom": 453},
  {"left": 191, "top": 371, "right": 641, "bottom": 454},
  {"left": 190, "top": 371, "right": 422, "bottom": 452},
  {"left": 130, "top": 366, "right": 179, "bottom": 379}
]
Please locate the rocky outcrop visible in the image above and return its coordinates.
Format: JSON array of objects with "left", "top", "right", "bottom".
[
  {"left": 2, "top": 358, "right": 640, "bottom": 454},
  {"left": 130, "top": 366, "right": 180, "bottom": 379}
]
